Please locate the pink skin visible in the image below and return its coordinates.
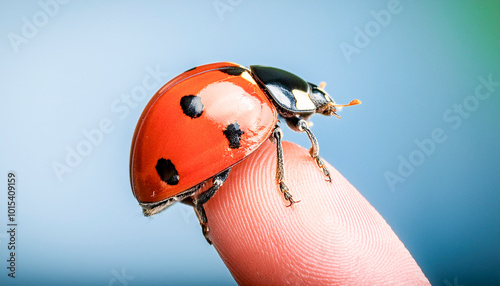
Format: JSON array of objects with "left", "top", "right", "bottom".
[{"left": 202, "top": 140, "right": 430, "bottom": 285}]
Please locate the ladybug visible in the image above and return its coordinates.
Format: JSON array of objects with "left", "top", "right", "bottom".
[{"left": 130, "top": 62, "right": 360, "bottom": 243}]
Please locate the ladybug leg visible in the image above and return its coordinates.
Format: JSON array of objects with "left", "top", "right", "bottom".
[
  {"left": 140, "top": 184, "right": 201, "bottom": 216},
  {"left": 271, "top": 126, "right": 299, "bottom": 207},
  {"left": 194, "top": 168, "right": 231, "bottom": 244},
  {"left": 291, "top": 118, "right": 332, "bottom": 182}
]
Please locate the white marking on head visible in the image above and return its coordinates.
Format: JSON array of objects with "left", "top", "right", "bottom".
[{"left": 292, "top": 89, "right": 316, "bottom": 110}]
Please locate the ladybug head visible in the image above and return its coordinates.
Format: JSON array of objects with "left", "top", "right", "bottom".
[
  {"left": 309, "top": 82, "right": 361, "bottom": 118},
  {"left": 249, "top": 65, "right": 361, "bottom": 118}
]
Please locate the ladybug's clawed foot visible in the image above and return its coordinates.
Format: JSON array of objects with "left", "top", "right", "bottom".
[
  {"left": 280, "top": 181, "right": 300, "bottom": 207},
  {"left": 285, "top": 195, "right": 300, "bottom": 207},
  {"left": 201, "top": 223, "right": 212, "bottom": 245},
  {"left": 195, "top": 203, "right": 213, "bottom": 245},
  {"left": 315, "top": 156, "right": 332, "bottom": 182}
]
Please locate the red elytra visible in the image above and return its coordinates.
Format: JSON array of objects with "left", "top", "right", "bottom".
[{"left": 130, "top": 62, "right": 277, "bottom": 206}]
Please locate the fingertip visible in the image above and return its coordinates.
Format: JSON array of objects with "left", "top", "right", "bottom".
[{"left": 204, "top": 140, "right": 429, "bottom": 285}]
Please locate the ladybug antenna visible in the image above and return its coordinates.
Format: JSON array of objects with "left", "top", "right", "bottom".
[
  {"left": 333, "top": 99, "right": 362, "bottom": 108},
  {"left": 329, "top": 99, "right": 361, "bottom": 119}
]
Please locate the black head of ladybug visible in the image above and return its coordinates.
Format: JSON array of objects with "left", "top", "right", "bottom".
[
  {"left": 249, "top": 65, "right": 360, "bottom": 119},
  {"left": 309, "top": 82, "right": 361, "bottom": 118}
]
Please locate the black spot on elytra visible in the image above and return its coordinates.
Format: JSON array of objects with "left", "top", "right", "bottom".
[
  {"left": 156, "top": 158, "right": 179, "bottom": 185},
  {"left": 223, "top": 122, "right": 244, "bottom": 149},
  {"left": 220, "top": 66, "right": 246, "bottom": 76},
  {"left": 184, "top": 66, "right": 196, "bottom": 73},
  {"left": 180, "top": 95, "right": 204, "bottom": 118}
]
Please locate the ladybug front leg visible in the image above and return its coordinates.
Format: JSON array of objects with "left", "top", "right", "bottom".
[
  {"left": 194, "top": 168, "right": 231, "bottom": 244},
  {"left": 286, "top": 118, "right": 332, "bottom": 182},
  {"left": 271, "top": 126, "right": 299, "bottom": 207}
]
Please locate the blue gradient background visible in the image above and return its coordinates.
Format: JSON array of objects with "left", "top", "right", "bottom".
[{"left": 1, "top": 1, "right": 499, "bottom": 285}]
